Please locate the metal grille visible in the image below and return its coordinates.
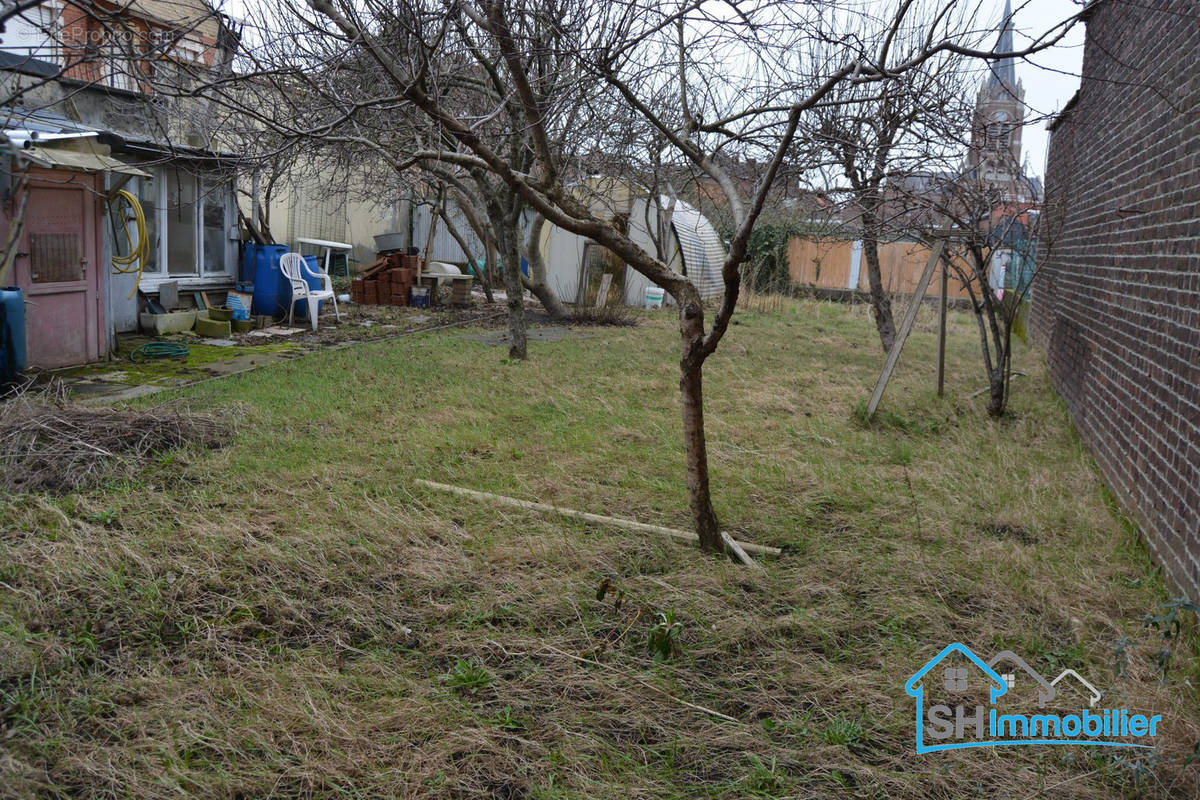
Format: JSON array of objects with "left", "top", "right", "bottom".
[
  {"left": 30, "top": 233, "right": 81, "bottom": 283},
  {"left": 287, "top": 185, "right": 347, "bottom": 244}
]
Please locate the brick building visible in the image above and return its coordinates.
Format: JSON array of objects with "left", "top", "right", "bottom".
[
  {"left": 1033, "top": 0, "right": 1200, "bottom": 599},
  {"left": 1, "top": 1, "right": 243, "bottom": 365}
]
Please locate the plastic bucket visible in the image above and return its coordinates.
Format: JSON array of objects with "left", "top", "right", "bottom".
[
  {"left": 644, "top": 287, "right": 665, "bottom": 310},
  {"left": 411, "top": 286, "right": 430, "bottom": 309}
]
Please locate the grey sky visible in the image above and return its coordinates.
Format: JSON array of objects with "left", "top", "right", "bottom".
[
  {"left": 221, "top": 0, "right": 1087, "bottom": 178},
  {"left": 1002, "top": 0, "right": 1087, "bottom": 177}
]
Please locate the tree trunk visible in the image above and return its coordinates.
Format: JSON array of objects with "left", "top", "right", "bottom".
[
  {"left": 451, "top": 191, "right": 496, "bottom": 303},
  {"left": 861, "top": 229, "right": 897, "bottom": 352},
  {"left": 522, "top": 215, "right": 569, "bottom": 319},
  {"left": 440, "top": 206, "right": 494, "bottom": 304},
  {"left": 986, "top": 369, "right": 1006, "bottom": 417},
  {"left": 481, "top": 235, "right": 497, "bottom": 303},
  {"left": 678, "top": 297, "right": 721, "bottom": 552},
  {"left": 497, "top": 208, "right": 528, "bottom": 360}
]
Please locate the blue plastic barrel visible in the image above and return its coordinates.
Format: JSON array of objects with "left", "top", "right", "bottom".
[
  {"left": 292, "top": 255, "right": 323, "bottom": 320},
  {"left": 246, "top": 243, "right": 291, "bottom": 317},
  {"left": 0, "top": 286, "right": 27, "bottom": 383}
]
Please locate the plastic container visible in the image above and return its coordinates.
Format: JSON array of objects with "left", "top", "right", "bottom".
[
  {"left": 0, "top": 286, "right": 27, "bottom": 382},
  {"left": 644, "top": 286, "right": 665, "bottom": 310},
  {"left": 246, "top": 243, "right": 291, "bottom": 317},
  {"left": 411, "top": 286, "right": 430, "bottom": 309},
  {"left": 373, "top": 232, "right": 406, "bottom": 252}
]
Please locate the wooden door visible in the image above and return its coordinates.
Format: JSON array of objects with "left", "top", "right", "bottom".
[{"left": 11, "top": 172, "right": 103, "bottom": 368}]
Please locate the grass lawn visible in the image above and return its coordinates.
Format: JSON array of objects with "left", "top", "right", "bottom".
[{"left": 2, "top": 297, "right": 1198, "bottom": 798}]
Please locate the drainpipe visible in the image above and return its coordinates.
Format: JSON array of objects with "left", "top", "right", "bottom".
[{"left": 101, "top": 173, "right": 116, "bottom": 358}]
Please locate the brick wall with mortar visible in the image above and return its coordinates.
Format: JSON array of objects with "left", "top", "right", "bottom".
[{"left": 1032, "top": 0, "right": 1200, "bottom": 600}]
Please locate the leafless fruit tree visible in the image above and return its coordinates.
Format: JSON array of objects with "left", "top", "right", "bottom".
[{"left": 204, "top": 0, "right": 1088, "bottom": 553}]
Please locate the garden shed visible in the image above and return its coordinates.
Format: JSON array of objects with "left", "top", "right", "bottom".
[
  {"left": 536, "top": 184, "right": 727, "bottom": 308},
  {"left": 407, "top": 178, "right": 728, "bottom": 308}
]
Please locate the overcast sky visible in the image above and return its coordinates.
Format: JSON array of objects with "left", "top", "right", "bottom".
[
  {"left": 222, "top": 0, "right": 1087, "bottom": 178},
  {"left": 1000, "top": 0, "right": 1087, "bottom": 177}
]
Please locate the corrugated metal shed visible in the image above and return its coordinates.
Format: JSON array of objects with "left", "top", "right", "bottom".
[{"left": 669, "top": 198, "right": 726, "bottom": 300}]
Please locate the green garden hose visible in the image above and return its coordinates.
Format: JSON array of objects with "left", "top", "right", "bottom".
[{"left": 129, "top": 342, "right": 189, "bottom": 362}]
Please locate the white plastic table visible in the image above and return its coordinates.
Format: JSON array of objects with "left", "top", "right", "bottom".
[{"left": 295, "top": 237, "right": 353, "bottom": 276}]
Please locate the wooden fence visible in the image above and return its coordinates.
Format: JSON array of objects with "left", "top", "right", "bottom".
[{"left": 787, "top": 237, "right": 972, "bottom": 299}]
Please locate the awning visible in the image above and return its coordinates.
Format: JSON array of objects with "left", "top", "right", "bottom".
[{"left": 20, "top": 143, "right": 151, "bottom": 176}]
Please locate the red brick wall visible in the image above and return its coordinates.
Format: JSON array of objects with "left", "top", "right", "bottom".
[{"left": 1032, "top": 0, "right": 1200, "bottom": 600}]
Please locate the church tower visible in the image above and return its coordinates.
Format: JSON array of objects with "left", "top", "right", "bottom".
[{"left": 965, "top": 1, "right": 1033, "bottom": 202}]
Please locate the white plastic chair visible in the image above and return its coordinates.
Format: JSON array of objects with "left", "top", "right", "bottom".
[{"left": 280, "top": 252, "right": 340, "bottom": 330}]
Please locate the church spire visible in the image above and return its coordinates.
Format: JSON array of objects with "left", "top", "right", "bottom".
[{"left": 988, "top": 0, "right": 1018, "bottom": 96}]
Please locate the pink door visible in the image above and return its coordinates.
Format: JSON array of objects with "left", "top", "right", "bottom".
[{"left": 11, "top": 170, "right": 104, "bottom": 368}]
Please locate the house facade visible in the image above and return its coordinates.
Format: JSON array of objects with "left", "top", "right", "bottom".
[{"left": 1, "top": 0, "right": 241, "bottom": 366}]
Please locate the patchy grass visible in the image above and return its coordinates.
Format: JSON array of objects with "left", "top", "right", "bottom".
[{"left": 1, "top": 297, "right": 1197, "bottom": 798}]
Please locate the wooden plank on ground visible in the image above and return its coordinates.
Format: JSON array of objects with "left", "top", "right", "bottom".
[{"left": 414, "top": 479, "right": 781, "bottom": 558}]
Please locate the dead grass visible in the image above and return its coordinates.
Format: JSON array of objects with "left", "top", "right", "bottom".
[
  {"left": 0, "top": 381, "right": 228, "bottom": 494},
  {"left": 0, "top": 298, "right": 1197, "bottom": 798}
]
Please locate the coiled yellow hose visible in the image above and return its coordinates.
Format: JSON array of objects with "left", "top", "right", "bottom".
[{"left": 109, "top": 189, "right": 148, "bottom": 300}]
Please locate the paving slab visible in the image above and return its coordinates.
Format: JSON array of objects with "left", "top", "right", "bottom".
[
  {"left": 77, "top": 384, "right": 168, "bottom": 406},
  {"left": 248, "top": 327, "right": 302, "bottom": 338}
]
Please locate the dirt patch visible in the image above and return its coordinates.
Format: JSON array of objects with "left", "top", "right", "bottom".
[
  {"left": 237, "top": 303, "right": 506, "bottom": 347},
  {"left": 982, "top": 522, "right": 1039, "bottom": 545}
]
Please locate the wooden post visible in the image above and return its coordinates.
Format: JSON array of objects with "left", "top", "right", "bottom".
[
  {"left": 937, "top": 255, "right": 948, "bottom": 397},
  {"left": 865, "top": 238, "right": 945, "bottom": 420},
  {"left": 594, "top": 273, "right": 612, "bottom": 308},
  {"left": 422, "top": 204, "right": 440, "bottom": 276}
]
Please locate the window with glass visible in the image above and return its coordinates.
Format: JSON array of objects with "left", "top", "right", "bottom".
[
  {"left": 0, "top": 2, "right": 62, "bottom": 65},
  {"left": 133, "top": 167, "right": 234, "bottom": 282},
  {"left": 103, "top": 35, "right": 137, "bottom": 92},
  {"left": 165, "top": 169, "right": 198, "bottom": 274},
  {"left": 201, "top": 182, "right": 230, "bottom": 274},
  {"left": 137, "top": 172, "right": 159, "bottom": 273}
]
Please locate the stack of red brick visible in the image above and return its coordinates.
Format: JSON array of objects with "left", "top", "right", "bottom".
[{"left": 350, "top": 252, "right": 422, "bottom": 306}]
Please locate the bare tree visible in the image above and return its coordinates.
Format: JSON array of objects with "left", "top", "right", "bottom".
[
  {"left": 811, "top": 49, "right": 968, "bottom": 351},
  {"left": 902, "top": 152, "right": 1042, "bottom": 416},
  {"left": 195, "top": 0, "right": 1090, "bottom": 554},
  {"left": 522, "top": 213, "right": 569, "bottom": 318}
]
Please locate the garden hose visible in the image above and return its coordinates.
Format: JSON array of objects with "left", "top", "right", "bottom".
[
  {"left": 129, "top": 342, "right": 189, "bottom": 362},
  {"left": 109, "top": 189, "right": 148, "bottom": 300}
]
